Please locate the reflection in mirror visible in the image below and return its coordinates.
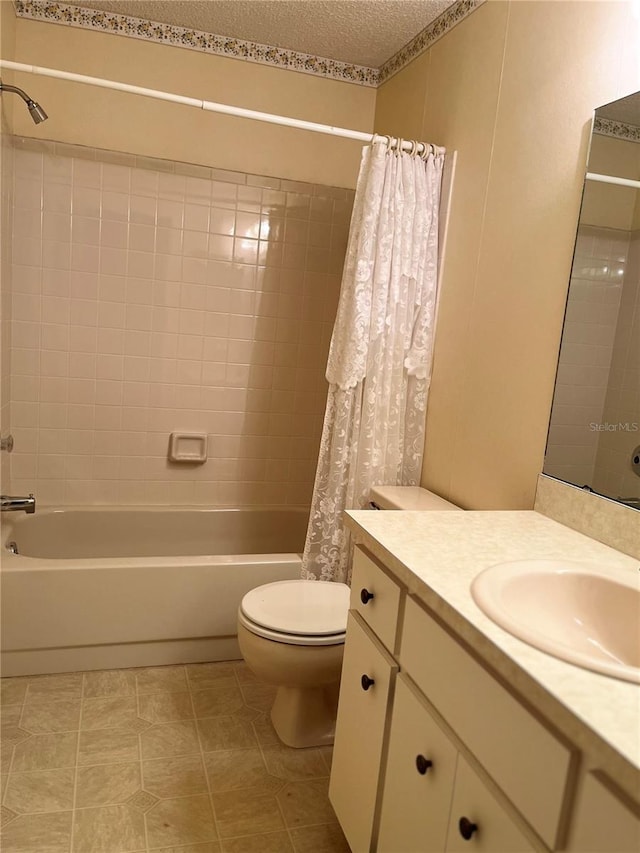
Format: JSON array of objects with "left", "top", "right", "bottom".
[{"left": 545, "top": 92, "right": 640, "bottom": 509}]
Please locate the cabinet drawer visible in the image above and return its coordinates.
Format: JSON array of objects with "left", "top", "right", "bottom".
[
  {"left": 330, "top": 611, "right": 398, "bottom": 853},
  {"left": 352, "top": 546, "right": 402, "bottom": 652},
  {"left": 567, "top": 772, "right": 640, "bottom": 852},
  {"left": 377, "top": 674, "right": 458, "bottom": 853},
  {"left": 401, "top": 596, "right": 573, "bottom": 848},
  {"left": 446, "top": 755, "right": 535, "bottom": 852}
]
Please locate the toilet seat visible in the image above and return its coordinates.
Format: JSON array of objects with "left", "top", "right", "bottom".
[{"left": 239, "top": 580, "right": 350, "bottom": 646}]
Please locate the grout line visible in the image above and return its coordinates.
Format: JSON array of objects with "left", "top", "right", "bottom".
[{"left": 69, "top": 675, "right": 85, "bottom": 853}]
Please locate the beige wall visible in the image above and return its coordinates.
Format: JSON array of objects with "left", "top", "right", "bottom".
[
  {"left": 375, "top": 0, "right": 640, "bottom": 509},
  {"left": 8, "top": 15, "right": 376, "bottom": 188}
]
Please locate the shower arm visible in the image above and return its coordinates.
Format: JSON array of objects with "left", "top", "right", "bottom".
[
  {"left": 0, "top": 81, "right": 33, "bottom": 104},
  {"left": 0, "top": 79, "right": 48, "bottom": 123}
]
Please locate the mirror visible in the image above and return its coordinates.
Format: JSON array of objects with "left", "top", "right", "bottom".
[{"left": 544, "top": 92, "right": 640, "bottom": 510}]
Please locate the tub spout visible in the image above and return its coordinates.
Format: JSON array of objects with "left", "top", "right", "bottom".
[{"left": 1, "top": 494, "right": 36, "bottom": 513}]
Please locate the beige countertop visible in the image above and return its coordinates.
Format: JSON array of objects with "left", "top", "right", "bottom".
[{"left": 344, "top": 509, "right": 640, "bottom": 798}]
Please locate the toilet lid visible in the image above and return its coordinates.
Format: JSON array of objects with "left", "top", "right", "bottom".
[{"left": 240, "top": 580, "right": 350, "bottom": 636}]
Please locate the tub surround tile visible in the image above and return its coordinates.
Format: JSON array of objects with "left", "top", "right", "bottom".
[
  {"left": 203, "top": 749, "right": 283, "bottom": 794},
  {"left": 197, "top": 717, "right": 258, "bottom": 752},
  {"left": 77, "top": 729, "right": 140, "bottom": 766},
  {"left": 12, "top": 732, "right": 78, "bottom": 772},
  {"left": 72, "top": 803, "right": 146, "bottom": 853},
  {"left": 138, "top": 692, "right": 195, "bottom": 723},
  {"left": 4, "top": 767, "right": 75, "bottom": 814},
  {"left": 0, "top": 810, "right": 73, "bottom": 853},
  {"left": 221, "top": 831, "right": 294, "bottom": 853},
  {"left": 142, "top": 755, "right": 208, "bottom": 799},
  {"left": 75, "top": 762, "right": 141, "bottom": 808},
  {"left": 20, "top": 698, "right": 81, "bottom": 733},
  {"left": 141, "top": 721, "right": 201, "bottom": 759},
  {"left": 83, "top": 669, "right": 137, "bottom": 698},
  {"left": 145, "top": 795, "right": 217, "bottom": 848},
  {"left": 211, "top": 788, "right": 285, "bottom": 839}
]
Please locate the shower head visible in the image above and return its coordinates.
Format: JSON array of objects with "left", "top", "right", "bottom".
[{"left": 0, "top": 81, "right": 48, "bottom": 124}]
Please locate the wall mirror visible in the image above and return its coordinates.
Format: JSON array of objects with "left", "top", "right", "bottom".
[{"left": 544, "top": 91, "right": 640, "bottom": 510}]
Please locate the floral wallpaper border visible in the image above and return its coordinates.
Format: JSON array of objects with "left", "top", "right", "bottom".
[
  {"left": 594, "top": 116, "right": 640, "bottom": 143},
  {"left": 378, "top": 0, "right": 485, "bottom": 84},
  {"left": 14, "top": 0, "right": 485, "bottom": 89}
]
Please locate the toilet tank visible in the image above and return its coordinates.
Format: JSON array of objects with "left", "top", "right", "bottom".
[{"left": 368, "top": 485, "right": 462, "bottom": 511}]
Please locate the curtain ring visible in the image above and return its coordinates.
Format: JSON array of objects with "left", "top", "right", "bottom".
[
  {"left": 409, "top": 140, "right": 417, "bottom": 157},
  {"left": 397, "top": 138, "right": 404, "bottom": 157},
  {"left": 419, "top": 142, "right": 429, "bottom": 160}
]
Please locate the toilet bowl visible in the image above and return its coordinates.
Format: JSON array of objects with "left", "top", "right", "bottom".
[{"left": 237, "top": 579, "right": 350, "bottom": 748}]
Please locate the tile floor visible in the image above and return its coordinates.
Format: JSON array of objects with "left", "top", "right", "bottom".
[{"left": 0, "top": 661, "right": 350, "bottom": 853}]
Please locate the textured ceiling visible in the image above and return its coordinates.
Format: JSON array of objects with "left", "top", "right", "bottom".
[
  {"left": 62, "top": 0, "right": 455, "bottom": 67},
  {"left": 597, "top": 92, "right": 640, "bottom": 127}
]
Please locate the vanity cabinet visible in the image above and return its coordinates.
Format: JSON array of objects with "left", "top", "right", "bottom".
[{"left": 330, "top": 544, "right": 639, "bottom": 853}]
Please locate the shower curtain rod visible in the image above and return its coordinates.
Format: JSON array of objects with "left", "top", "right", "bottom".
[
  {"left": 586, "top": 172, "right": 640, "bottom": 190},
  {"left": 0, "top": 60, "right": 444, "bottom": 155}
]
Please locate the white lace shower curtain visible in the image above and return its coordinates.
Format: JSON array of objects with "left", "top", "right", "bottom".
[{"left": 301, "top": 138, "right": 444, "bottom": 584}]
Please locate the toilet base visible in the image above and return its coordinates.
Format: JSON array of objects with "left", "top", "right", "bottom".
[{"left": 271, "top": 683, "right": 339, "bottom": 748}]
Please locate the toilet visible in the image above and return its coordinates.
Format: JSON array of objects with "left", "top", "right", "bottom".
[{"left": 238, "top": 579, "right": 350, "bottom": 748}]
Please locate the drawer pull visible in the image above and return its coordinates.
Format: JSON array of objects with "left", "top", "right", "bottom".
[
  {"left": 458, "top": 817, "right": 478, "bottom": 841},
  {"left": 415, "top": 754, "right": 433, "bottom": 774},
  {"left": 360, "top": 587, "right": 375, "bottom": 604},
  {"left": 361, "top": 674, "right": 375, "bottom": 691}
]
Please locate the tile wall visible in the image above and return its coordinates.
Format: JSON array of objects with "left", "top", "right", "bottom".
[
  {"left": 545, "top": 225, "right": 628, "bottom": 487},
  {"left": 8, "top": 138, "right": 353, "bottom": 506},
  {"left": 592, "top": 230, "right": 640, "bottom": 499},
  {"left": 1, "top": 124, "right": 13, "bottom": 491}
]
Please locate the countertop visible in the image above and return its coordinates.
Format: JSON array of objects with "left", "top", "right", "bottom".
[{"left": 344, "top": 509, "right": 640, "bottom": 799}]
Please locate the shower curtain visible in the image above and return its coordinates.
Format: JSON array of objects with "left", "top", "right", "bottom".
[{"left": 301, "top": 138, "right": 444, "bottom": 584}]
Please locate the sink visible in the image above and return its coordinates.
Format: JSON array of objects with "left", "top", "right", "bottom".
[{"left": 471, "top": 559, "right": 640, "bottom": 683}]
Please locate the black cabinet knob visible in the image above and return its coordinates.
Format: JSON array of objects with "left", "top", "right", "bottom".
[
  {"left": 361, "top": 674, "right": 375, "bottom": 691},
  {"left": 360, "top": 588, "right": 375, "bottom": 605},
  {"left": 415, "top": 755, "right": 433, "bottom": 775},
  {"left": 458, "top": 817, "right": 478, "bottom": 841}
]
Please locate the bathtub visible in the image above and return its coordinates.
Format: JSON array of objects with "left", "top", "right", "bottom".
[{"left": 1, "top": 506, "right": 308, "bottom": 676}]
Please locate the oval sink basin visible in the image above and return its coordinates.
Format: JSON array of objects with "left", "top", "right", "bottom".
[{"left": 471, "top": 560, "right": 640, "bottom": 683}]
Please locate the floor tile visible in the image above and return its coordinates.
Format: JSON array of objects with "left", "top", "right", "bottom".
[
  {"left": 0, "top": 679, "right": 29, "bottom": 707},
  {"left": 12, "top": 732, "right": 78, "bottom": 771},
  {"left": 239, "top": 684, "right": 277, "bottom": 713},
  {"left": 154, "top": 845, "right": 221, "bottom": 853},
  {"left": 77, "top": 729, "right": 140, "bottom": 766},
  {"left": 1, "top": 705, "right": 22, "bottom": 729},
  {"left": 142, "top": 754, "right": 208, "bottom": 798},
  {"left": 261, "top": 745, "right": 328, "bottom": 782},
  {"left": 75, "top": 762, "right": 141, "bottom": 808},
  {"left": 141, "top": 721, "right": 201, "bottom": 759},
  {"left": 136, "top": 665, "right": 188, "bottom": 694},
  {"left": 138, "top": 691, "right": 194, "bottom": 723},
  {"left": 20, "top": 698, "right": 81, "bottom": 733},
  {"left": 192, "top": 686, "right": 245, "bottom": 719},
  {"left": 83, "top": 669, "right": 137, "bottom": 698},
  {"left": 1, "top": 810, "right": 73, "bottom": 853},
  {"left": 212, "top": 788, "right": 285, "bottom": 839},
  {"left": 4, "top": 768, "right": 75, "bottom": 814},
  {"left": 289, "top": 823, "right": 350, "bottom": 852},
  {"left": 186, "top": 662, "right": 237, "bottom": 690},
  {"left": 1, "top": 742, "right": 15, "bottom": 775},
  {"left": 0, "top": 728, "right": 31, "bottom": 747},
  {"left": 251, "top": 714, "right": 280, "bottom": 747},
  {"left": 1, "top": 805, "right": 18, "bottom": 826},
  {"left": 145, "top": 794, "right": 217, "bottom": 848},
  {"left": 233, "top": 662, "right": 260, "bottom": 685},
  {"left": 222, "top": 830, "right": 294, "bottom": 852},
  {"left": 276, "top": 779, "right": 337, "bottom": 829},
  {"left": 72, "top": 803, "right": 146, "bottom": 852},
  {"left": 197, "top": 717, "right": 257, "bottom": 752},
  {"left": 27, "top": 673, "right": 83, "bottom": 700},
  {"left": 319, "top": 746, "right": 333, "bottom": 772},
  {"left": 204, "top": 748, "right": 283, "bottom": 794},
  {"left": 81, "top": 696, "right": 140, "bottom": 730}
]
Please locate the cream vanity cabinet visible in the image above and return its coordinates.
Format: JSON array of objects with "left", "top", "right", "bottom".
[{"left": 330, "top": 545, "right": 635, "bottom": 853}]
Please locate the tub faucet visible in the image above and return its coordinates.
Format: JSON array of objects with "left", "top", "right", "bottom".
[{"left": 1, "top": 494, "right": 36, "bottom": 513}]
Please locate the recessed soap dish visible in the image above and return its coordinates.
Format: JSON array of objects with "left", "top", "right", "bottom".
[{"left": 168, "top": 432, "right": 208, "bottom": 464}]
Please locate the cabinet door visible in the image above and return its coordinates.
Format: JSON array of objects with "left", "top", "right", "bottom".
[
  {"left": 329, "top": 612, "right": 398, "bottom": 853},
  {"left": 377, "top": 674, "right": 458, "bottom": 853},
  {"left": 446, "top": 756, "right": 535, "bottom": 853},
  {"left": 567, "top": 772, "right": 640, "bottom": 852}
]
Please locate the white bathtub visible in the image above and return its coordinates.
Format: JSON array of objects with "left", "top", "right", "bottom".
[{"left": 1, "top": 506, "right": 308, "bottom": 676}]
